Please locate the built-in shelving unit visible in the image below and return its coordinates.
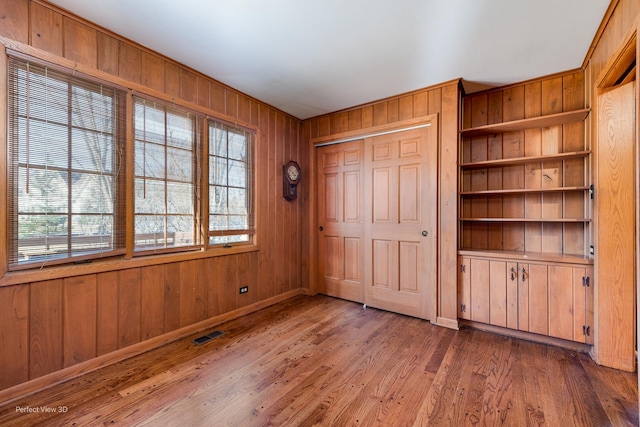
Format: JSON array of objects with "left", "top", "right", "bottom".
[
  {"left": 459, "top": 108, "right": 590, "bottom": 138},
  {"left": 457, "top": 79, "right": 594, "bottom": 344},
  {"left": 459, "top": 107, "right": 592, "bottom": 257}
]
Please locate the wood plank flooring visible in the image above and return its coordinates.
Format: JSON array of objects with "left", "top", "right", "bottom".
[{"left": 0, "top": 295, "right": 637, "bottom": 426}]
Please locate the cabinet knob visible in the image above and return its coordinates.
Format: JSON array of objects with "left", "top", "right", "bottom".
[
  {"left": 319, "top": 226, "right": 324, "bottom": 231},
  {"left": 421, "top": 230, "right": 428, "bottom": 237}
]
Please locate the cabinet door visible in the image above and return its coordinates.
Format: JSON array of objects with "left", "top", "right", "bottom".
[
  {"left": 489, "top": 260, "right": 507, "bottom": 327},
  {"left": 458, "top": 257, "right": 471, "bottom": 320},
  {"left": 572, "top": 266, "right": 594, "bottom": 344},
  {"left": 506, "top": 262, "right": 518, "bottom": 330},
  {"left": 516, "top": 262, "right": 529, "bottom": 332},
  {"left": 470, "top": 258, "right": 490, "bottom": 323},
  {"left": 548, "top": 265, "right": 574, "bottom": 341},
  {"left": 528, "top": 264, "right": 549, "bottom": 336}
]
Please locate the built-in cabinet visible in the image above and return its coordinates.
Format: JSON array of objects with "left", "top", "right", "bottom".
[
  {"left": 458, "top": 73, "right": 594, "bottom": 345},
  {"left": 458, "top": 253, "right": 593, "bottom": 343}
]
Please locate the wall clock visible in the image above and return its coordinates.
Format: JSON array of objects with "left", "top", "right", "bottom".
[{"left": 283, "top": 160, "right": 301, "bottom": 201}]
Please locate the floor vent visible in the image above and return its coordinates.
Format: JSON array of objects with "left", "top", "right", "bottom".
[{"left": 192, "top": 330, "right": 225, "bottom": 345}]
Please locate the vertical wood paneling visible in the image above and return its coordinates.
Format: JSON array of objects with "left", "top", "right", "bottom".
[
  {"left": 194, "top": 258, "right": 209, "bottom": 321},
  {"left": 140, "top": 265, "right": 165, "bottom": 340},
  {"left": 163, "top": 263, "right": 181, "bottom": 332},
  {"left": 181, "top": 69, "right": 198, "bottom": 104},
  {"left": 0, "top": 284, "right": 29, "bottom": 389},
  {"left": 63, "top": 275, "right": 97, "bottom": 367},
  {"left": 62, "top": 17, "right": 96, "bottom": 68},
  {"left": 373, "top": 102, "right": 387, "bottom": 126},
  {"left": 141, "top": 52, "right": 165, "bottom": 93},
  {"left": 209, "top": 81, "right": 226, "bottom": 114},
  {"left": 197, "top": 77, "right": 210, "bottom": 109},
  {"left": 30, "top": 2, "right": 62, "bottom": 55},
  {"left": 207, "top": 256, "right": 222, "bottom": 317},
  {"left": 0, "top": 0, "right": 307, "bottom": 393},
  {"left": 0, "top": 0, "right": 29, "bottom": 43},
  {"left": 226, "top": 89, "right": 237, "bottom": 118},
  {"left": 413, "top": 91, "right": 428, "bottom": 117},
  {"left": 348, "top": 109, "right": 362, "bottom": 131},
  {"left": 399, "top": 95, "right": 413, "bottom": 121},
  {"left": 238, "top": 94, "right": 251, "bottom": 124},
  {"left": 179, "top": 261, "right": 196, "bottom": 327},
  {"left": 118, "top": 42, "right": 141, "bottom": 84},
  {"left": 222, "top": 255, "right": 239, "bottom": 313},
  {"left": 361, "top": 106, "right": 373, "bottom": 128},
  {"left": 96, "top": 32, "right": 119, "bottom": 75},
  {"left": 30, "top": 280, "right": 63, "bottom": 378},
  {"left": 96, "top": 271, "right": 118, "bottom": 356},
  {"left": 118, "top": 269, "right": 141, "bottom": 349},
  {"left": 165, "top": 62, "right": 181, "bottom": 99}
]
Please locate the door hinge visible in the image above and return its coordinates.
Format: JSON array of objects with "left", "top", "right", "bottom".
[
  {"left": 460, "top": 304, "right": 466, "bottom": 313},
  {"left": 582, "top": 276, "right": 590, "bottom": 287},
  {"left": 583, "top": 325, "right": 591, "bottom": 336},
  {"left": 460, "top": 264, "right": 466, "bottom": 273}
]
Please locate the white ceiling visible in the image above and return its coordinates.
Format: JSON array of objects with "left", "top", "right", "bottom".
[{"left": 48, "top": 0, "right": 610, "bottom": 120}]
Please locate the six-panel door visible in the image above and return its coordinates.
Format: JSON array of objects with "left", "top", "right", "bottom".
[
  {"left": 317, "top": 140, "right": 365, "bottom": 303},
  {"left": 363, "top": 127, "right": 437, "bottom": 319}
]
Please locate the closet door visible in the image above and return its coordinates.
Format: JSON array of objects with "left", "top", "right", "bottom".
[
  {"left": 363, "top": 126, "right": 437, "bottom": 320},
  {"left": 316, "top": 140, "right": 365, "bottom": 303}
]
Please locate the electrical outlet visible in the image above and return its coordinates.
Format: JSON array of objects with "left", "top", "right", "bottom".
[{"left": 239, "top": 286, "right": 249, "bottom": 294}]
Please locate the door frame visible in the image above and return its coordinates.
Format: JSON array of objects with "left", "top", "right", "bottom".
[
  {"left": 310, "top": 115, "right": 439, "bottom": 322},
  {"left": 592, "top": 24, "right": 637, "bottom": 373}
]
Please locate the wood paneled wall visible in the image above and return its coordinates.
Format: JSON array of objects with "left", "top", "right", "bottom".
[
  {"left": 583, "top": 0, "right": 638, "bottom": 371},
  {"left": 0, "top": 0, "right": 310, "bottom": 392},
  {"left": 302, "top": 80, "right": 461, "bottom": 328},
  {"left": 460, "top": 70, "right": 588, "bottom": 256}
]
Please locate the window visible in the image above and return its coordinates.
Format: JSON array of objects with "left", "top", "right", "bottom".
[
  {"left": 133, "top": 97, "right": 199, "bottom": 252},
  {"left": 208, "top": 122, "right": 254, "bottom": 245},
  {"left": 7, "top": 56, "right": 126, "bottom": 269}
]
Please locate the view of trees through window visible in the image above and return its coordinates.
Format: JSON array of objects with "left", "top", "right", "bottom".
[
  {"left": 8, "top": 58, "right": 124, "bottom": 267},
  {"left": 7, "top": 56, "right": 254, "bottom": 270},
  {"left": 209, "top": 123, "right": 252, "bottom": 245},
  {"left": 133, "top": 97, "right": 198, "bottom": 251}
]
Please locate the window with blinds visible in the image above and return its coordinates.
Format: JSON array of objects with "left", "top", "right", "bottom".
[
  {"left": 208, "top": 122, "right": 254, "bottom": 245},
  {"left": 7, "top": 56, "right": 126, "bottom": 269},
  {"left": 133, "top": 97, "right": 200, "bottom": 252}
]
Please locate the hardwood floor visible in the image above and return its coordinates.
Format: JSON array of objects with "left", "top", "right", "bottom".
[{"left": 0, "top": 295, "right": 637, "bottom": 426}]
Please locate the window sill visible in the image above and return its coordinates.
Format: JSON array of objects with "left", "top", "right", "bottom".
[{"left": 0, "top": 244, "right": 260, "bottom": 287}]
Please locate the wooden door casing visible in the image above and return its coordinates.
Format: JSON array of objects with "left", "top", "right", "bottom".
[
  {"left": 595, "top": 81, "right": 636, "bottom": 371},
  {"left": 317, "top": 140, "right": 365, "bottom": 303}
]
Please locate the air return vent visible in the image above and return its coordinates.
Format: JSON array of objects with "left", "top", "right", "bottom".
[{"left": 192, "top": 330, "right": 225, "bottom": 345}]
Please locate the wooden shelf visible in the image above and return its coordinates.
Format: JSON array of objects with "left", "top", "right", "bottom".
[
  {"left": 457, "top": 249, "right": 593, "bottom": 265},
  {"left": 460, "top": 108, "right": 590, "bottom": 138},
  {"left": 460, "top": 151, "right": 590, "bottom": 170},
  {"left": 460, "top": 186, "right": 590, "bottom": 196},
  {"left": 460, "top": 218, "right": 591, "bottom": 223}
]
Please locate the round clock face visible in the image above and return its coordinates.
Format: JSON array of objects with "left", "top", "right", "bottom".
[{"left": 287, "top": 164, "right": 300, "bottom": 181}]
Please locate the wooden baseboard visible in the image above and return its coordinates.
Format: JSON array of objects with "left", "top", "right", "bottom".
[
  {"left": 0, "top": 288, "right": 306, "bottom": 406},
  {"left": 434, "top": 316, "right": 460, "bottom": 330},
  {"left": 460, "top": 320, "right": 593, "bottom": 354}
]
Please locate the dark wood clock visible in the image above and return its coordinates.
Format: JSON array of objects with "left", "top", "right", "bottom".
[{"left": 283, "top": 160, "right": 301, "bottom": 201}]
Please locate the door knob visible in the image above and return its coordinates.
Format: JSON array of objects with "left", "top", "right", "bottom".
[{"left": 421, "top": 230, "right": 428, "bottom": 237}]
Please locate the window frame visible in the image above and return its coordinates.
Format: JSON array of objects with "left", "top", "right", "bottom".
[
  {"left": 132, "top": 95, "right": 202, "bottom": 255},
  {"left": 206, "top": 120, "right": 256, "bottom": 248},
  {"left": 2, "top": 49, "right": 260, "bottom": 276},
  {"left": 6, "top": 54, "right": 127, "bottom": 271}
]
